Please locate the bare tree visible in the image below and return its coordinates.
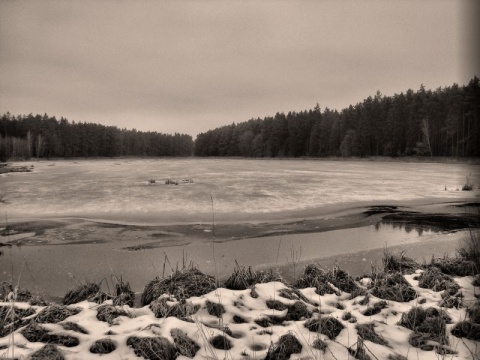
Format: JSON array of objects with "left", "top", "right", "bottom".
[{"left": 421, "top": 117, "right": 433, "bottom": 156}]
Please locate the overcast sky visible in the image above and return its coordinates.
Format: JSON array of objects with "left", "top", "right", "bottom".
[{"left": 1, "top": 1, "right": 478, "bottom": 138}]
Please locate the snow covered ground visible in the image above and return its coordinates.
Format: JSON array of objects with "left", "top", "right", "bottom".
[{"left": 1, "top": 268, "right": 478, "bottom": 360}]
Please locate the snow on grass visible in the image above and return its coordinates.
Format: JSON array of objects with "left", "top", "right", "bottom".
[{"left": 0, "top": 268, "right": 479, "bottom": 359}]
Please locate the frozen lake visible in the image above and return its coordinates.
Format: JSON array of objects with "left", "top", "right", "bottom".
[
  {"left": 1, "top": 158, "right": 478, "bottom": 224},
  {"left": 1, "top": 158, "right": 479, "bottom": 298}
]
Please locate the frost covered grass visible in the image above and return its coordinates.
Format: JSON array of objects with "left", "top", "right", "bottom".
[{"left": 0, "top": 249, "right": 479, "bottom": 359}]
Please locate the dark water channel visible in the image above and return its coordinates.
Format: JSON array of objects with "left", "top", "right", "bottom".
[{"left": 0, "top": 223, "right": 466, "bottom": 300}]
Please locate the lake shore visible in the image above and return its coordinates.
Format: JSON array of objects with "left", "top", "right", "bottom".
[{"left": 1, "top": 197, "right": 478, "bottom": 249}]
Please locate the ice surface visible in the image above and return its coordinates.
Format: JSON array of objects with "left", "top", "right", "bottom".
[{"left": 1, "top": 158, "right": 478, "bottom": 223}]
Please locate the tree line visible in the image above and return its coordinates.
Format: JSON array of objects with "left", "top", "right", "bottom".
[
  {"left": 0, "top": 114, "right": 193, "bottom": 161},
  {"left": 2, "top": 77, "right": 479, "bottom": 161},
  {"left": 195, "top": 77, "right": 480, "bottom": 158}
]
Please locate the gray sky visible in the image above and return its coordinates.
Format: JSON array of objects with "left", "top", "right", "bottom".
[{"left": 1, "top": 1, "right": 478, "bottom": 138}]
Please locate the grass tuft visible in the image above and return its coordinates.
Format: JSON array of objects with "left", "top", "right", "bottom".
[
  {"left": 0, "top": 282, "right": 32, "bottom": 302},
  {"left": 428, "top": 256, "right": 478, "bottom": 277},
  {"left": 304, "top": 316, "right": 344, "bottom": 339},
  {"left": 387, "top": 354, "right": 408, "bottom": 360},
  {"left": 150, "top": 297, "right": 199, "bottom": 321},
  {"left": 370, "top": 272, "right": 417, "bottom": 302},
  {"left": 362, "top": 300, "right": 388, "bottom": 316},
  {"left": 233, "top": 314, "right": 246, "bottom": 323},
  {"left": 472, "top": 274, "right": 480, "bottom": 286},
  {"left": 126, "top": 336, "right": 176, "bottom": 360},
  {"left": 171, "top": 328, "right": 200, "bottom": 358},
  {"left": 417, "top": 267, "right": 460, "bottom": 293},
  {"left": 265, "top": 333, "right": 302, "bottom": 360},
  {"left": 206, "top": 300, "right": 225, "bottom": 318},
  {"left": 96, "top": 304, "right": 129, "bottom": 324},
  {"left": 356, "top": 322, "right": 389, "bottom": 346},
  {"left": 399, "top": 307, "right": 452, "bottom": 351},
  {"left": 311, "top": 338, "right": 328, "bottom": 352},
  {"left": 457, "top": 229, "right": 480, "bottom": 265},
  {"left": 451, "top": 321, "right": 480, "bottom": 341},
  {"left": 266, "top": 299, "right": 287, "bottom": 311},
  {"left": 113, "top": 278, "right": 135, "bottom": 307},
  {"left": 285, "top": 301, "right": 311, "bottom": 321},
  {"left": 35, "top": 304, "right": 81, "bottom": 324},
  {"left": 62, "top": 282, "right": 100, "bottom": 305},
  {"left": 348, "top": 337, "right": 371, "bottom": 360},
  {"left": 141, "top": 267, "right": 216, "bottom": 306},
  {"left": 342, "top": 311, "right": 357, "bottom": 323},
  {"left": 225, "top": 263, "right": 284, "bottom": 290},
  {"left": 295, "top": 263, "right": 358, "bottom": 295},
  {"left": 467, "top": 300, "right": 480, "bottom": 324},
  {"left": 0, "top": 305, "right": 35, "bottom": 337},
  {"left": 89, "top": 338, "right": 116, "bottom": 354},
  {"left": 30, "top": 344, "right": 65, "bottom": 360},
  {"left": 278, "top": 287, "right": 319, "bottom": 306},
  {"left": 382, "top": 250, "right": 419, "bottom": 274},
  {"left": 60, "top": 321, "right": 89, "bottom": 334},
  {"left": 209, "top": 334, "right": 232, "bottom": 350},
  {"left": 21, "top": 322, "right": 79, "bottom": 347}
]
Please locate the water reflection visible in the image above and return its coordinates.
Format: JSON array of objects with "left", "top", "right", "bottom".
[{"left": 379, "top": 220, "right": 440, "bottom": 235}]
